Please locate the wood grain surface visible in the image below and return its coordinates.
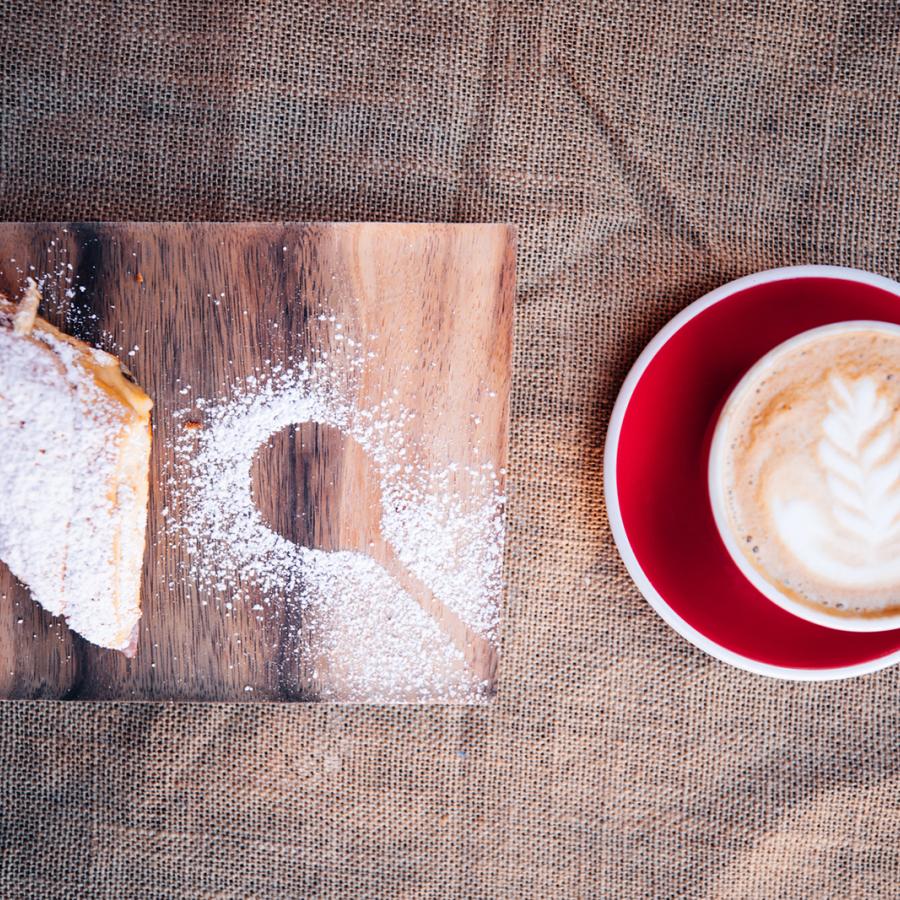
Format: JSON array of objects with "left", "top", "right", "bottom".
[{"left": 0, "top": 223, "right": 514, "bottom": 701}]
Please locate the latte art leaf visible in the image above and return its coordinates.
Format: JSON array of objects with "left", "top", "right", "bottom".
[
  {"left": 722, "top": 324, "right": 900, "bottom": 615},
  {"left": 818, "top": 376, "right": 900, "bottom": 546}
]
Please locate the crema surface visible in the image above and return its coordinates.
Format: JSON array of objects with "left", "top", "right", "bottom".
[{"left": 720, "top": 326, "right": 900, "bottom": 618}]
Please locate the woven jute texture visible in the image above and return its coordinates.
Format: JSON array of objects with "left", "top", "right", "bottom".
[{"left": 3, "top": 2, "right": 900, "bottom": 897}]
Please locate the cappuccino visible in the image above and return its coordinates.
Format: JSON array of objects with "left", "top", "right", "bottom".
[{"left": 709, "top": 321, "right": 900, "bottom": 629}]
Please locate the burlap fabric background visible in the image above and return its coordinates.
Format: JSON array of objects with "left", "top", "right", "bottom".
[{"left": 2, "top": 2, "right": 899, "bottom": 897}]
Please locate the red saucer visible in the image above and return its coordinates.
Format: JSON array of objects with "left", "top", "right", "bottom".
[{"left": 605, "top": 266, "right": 900, "bottom": 679}]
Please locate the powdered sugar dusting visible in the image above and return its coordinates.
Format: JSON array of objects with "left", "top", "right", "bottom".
[
  {"left": 3, "top": 238, "right": 133, "bottom": 358},
  {"left": 0, "top": 306, "right": 145, "bottom": 651},
  {"left": 166, "top": 319, "right": 505, "bottom": 702}
]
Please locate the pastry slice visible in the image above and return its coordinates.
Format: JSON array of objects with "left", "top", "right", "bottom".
[{"left": 0, "top": 281, "right": 152, "bottom": 655}]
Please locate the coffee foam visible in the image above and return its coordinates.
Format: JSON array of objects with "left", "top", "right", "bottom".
[{"left": 718, "top": 326, "right": 900, "bottom": 617}]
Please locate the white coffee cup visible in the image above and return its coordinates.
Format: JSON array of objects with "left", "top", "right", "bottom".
[{"left": 708, "top": 320, "right": 900, "bottom": 632}]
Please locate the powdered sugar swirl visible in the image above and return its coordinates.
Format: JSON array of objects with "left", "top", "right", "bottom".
[{"left": 166, "top": 333, "right": 504, "bottom": 702}]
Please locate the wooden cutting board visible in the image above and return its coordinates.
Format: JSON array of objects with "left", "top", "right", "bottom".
[{"left": 0, "top": 223, "right": 514, "bottom": 701}]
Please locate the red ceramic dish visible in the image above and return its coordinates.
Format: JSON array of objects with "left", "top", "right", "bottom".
[{"left": 604, "top": 266, "right": 900, "bottom": 679}]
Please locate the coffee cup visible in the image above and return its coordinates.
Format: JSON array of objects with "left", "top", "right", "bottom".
[{"left": 708, "top": 320, "right": 900, "bottom": 631}]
